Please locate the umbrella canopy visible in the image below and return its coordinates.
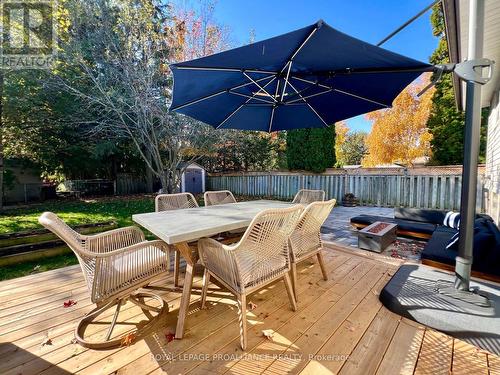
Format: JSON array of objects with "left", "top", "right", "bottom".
[{"left": 170, "top": 20, "right": 432, "bottom": 132}]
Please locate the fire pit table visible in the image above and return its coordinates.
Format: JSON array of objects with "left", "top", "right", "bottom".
[{"left": 358, "top": 221, "right": 397, "bottom": 253}]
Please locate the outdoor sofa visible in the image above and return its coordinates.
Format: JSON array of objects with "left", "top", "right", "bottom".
[{"left": 350, "top": 208, "right": 500, "bottom": 282}]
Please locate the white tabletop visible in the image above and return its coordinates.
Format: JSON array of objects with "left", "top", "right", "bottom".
[{"left": 132, "top": 200, "right": 294, "bottom": 244}]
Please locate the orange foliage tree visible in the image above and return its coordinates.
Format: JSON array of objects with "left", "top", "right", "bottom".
[
  {"left": 362, "top": 75, "right": 435, "bottom": 167},
  {"left": 334, "top": 121, "right": 349, "bottom": 166}
]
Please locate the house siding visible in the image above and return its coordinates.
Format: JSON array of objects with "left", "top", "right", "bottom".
[{"left": 485, "top": 88, "right": 500, "bottom": 224}]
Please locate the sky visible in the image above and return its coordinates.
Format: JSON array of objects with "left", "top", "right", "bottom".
[{"left": 175, "top": 0, "right": 439, "bottom": 133}]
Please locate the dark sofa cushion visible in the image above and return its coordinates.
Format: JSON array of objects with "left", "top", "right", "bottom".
[
  {"left": 421, "top": 226, "right": 458, "bottom": 265},
  {"left": 350, "top": 215, "right": 393, "bottom": 226},
  {"left": 350, "top": 214, "right": 436, "bottom": 236},
  {"left": 422, "top": 218, "right": 500, "bottom": 276},
  {"left": 394, "top": 208, "right": 448, "bottom": 225}
]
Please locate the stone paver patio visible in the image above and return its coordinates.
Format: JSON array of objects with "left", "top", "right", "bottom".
[
  {"left": 321, "top": 206, "right": 426, "bottom": 261},
  {"left": 321, "top": 206, "right": 393, "bottom": 247}
]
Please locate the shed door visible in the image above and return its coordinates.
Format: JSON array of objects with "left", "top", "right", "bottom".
[{"left": 184, "top": 169, "right": 203, "bottom": 194}]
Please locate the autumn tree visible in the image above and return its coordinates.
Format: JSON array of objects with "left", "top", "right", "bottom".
[
  {"left": 168, "top": 0, "right": 231, "bottom": 62},
  {"left": 334, "top": 121, "right": 348, "bottom": 166},
  {"left": 54, "top": 0, "right": 231, "bottom": 192},
  {"left": 362, "top": 76, "right": 434, "bottom": 167},
  {"left": 335, "top": 121, "right": 367, "bottom": 167}
]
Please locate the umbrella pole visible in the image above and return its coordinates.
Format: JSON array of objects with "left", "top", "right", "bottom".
[
  {"left": 436, "top": 0, "right": 491, "bottom": 307},
  {"left": 455, "top": 0, "right": 484, "bottom": 292}
]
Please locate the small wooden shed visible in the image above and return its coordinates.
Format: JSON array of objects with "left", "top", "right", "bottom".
[
  {"left": 179, "top": 162, "right": 206, "bottom": 194},
  {"left": 3, "top": 159, "right": 42, "bottom": 204}
]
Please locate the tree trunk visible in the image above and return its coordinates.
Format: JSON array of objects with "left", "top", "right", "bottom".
[
  {"left": 166, "top": 170, "right": 174, "bottom": 194},
  {"left": 159, "top": 173, "right": 168, "bottom": 194},
  {"left": 145, "top": 150, "right": 154, "bottom": 193}
]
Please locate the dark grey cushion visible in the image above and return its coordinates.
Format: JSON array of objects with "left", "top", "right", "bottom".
[
  {"left": 394, "top": 208, "right": 448, "bottom": 225},
  {"left": 421, "top": 226, "right": 458, "bottom": 265},
  {"left": 422, "top": 219, "right": 500, "bottom": 276}
]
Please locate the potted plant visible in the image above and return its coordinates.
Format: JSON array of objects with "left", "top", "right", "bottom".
[{"left": 342, "top": 192, "right": 359, "bottom": 207}]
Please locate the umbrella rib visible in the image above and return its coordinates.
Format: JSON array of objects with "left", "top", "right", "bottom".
[
  {"left": 228, "top": 91, "right": 275, "bottom": 104},
  {"left": 291, "top": 65, "right": 433, "bottom": 77},
  {"left": 287, "top": 81, "right": 329, "bottom": 127},
  {"left": 280, "top": 61, "right": 293, "bottom": 102},
  {"left": 286, "top": 88, "right": 333, "bottom": 104},
  {"left": 173, "top": 66, "right": 278, "bottom": 75},
  {"left": 333, "top": 88, "right": 390, "bottom": 108},
  {"left": 268, "top": 106, "right": 276, "bottom": 132},
  {"left": 171, "top": 74, "right": 275, "bottom": 111},
  {"left": 243, "top": 72, "right": 277, "bottom": 102},
  {"left": 216, "top": 77, "right": 277, "bottom": 129},
  {"left": 290, "top": 76, "right": 389, "bottom": 108},
  {"left": 289, "top": 27, "right": 318, "bottom": 62},
  {"left": 278, "top": 26, "right": 318, "bottom": 103},
  {"left": 283, "top": 83, "right": 316, "bottom": 103}
]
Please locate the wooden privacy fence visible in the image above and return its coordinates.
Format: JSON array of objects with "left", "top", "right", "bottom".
[
  {"left": 115, "top": 173, "right": 148, "bottom": 195},
  {"left": 208, "top": 172, "right": 485, "bottom": 211}
]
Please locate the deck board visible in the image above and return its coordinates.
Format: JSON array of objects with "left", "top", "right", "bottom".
[{"left": 0, "top": 243, "right": 498, "bottom": 375}]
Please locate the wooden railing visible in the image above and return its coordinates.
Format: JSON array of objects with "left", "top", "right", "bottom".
[{"left": 208, "top": 169, "right": 485, "bottom": 211}]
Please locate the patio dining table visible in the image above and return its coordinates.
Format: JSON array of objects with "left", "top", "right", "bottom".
[{"left": 132, "top": 199, "right": 293, "bottom": 339}]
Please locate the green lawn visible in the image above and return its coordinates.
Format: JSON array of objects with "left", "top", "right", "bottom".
[
  {"left": 0, "top": 195, "right": 155, "bottom": 234},
  {"left": 0, "top": 194, "right": 278, "bottom": 281},
  {"left": 0, "top": 195, "right": 156, "bottom": 281}
]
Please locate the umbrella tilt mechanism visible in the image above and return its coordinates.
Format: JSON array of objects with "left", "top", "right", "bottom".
[{"left": 418, "top": 58, "right": 494, "bottom": 96}]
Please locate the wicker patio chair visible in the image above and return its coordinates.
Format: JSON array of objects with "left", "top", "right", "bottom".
[
  {"left": 292, "top": 189, "right": 326, "bottom": 205},
  {"left": 155, "top": 192, "right": 199, "bottom": 212},
  {"left": 204, "top": 190, "right": 237, "bottom": 206},
  {"left": 198, "top": 205, "right": 303, "bottom": 350},
  {"left": 39, "top": 212, "right": 170, "bottom": 349},
  {"left": 288, "top": 199, "right": 337, "bottom": 300},
  {"left": 204, "top": 190, "right": 245, "bottom": 238},
  {"left": 155, "top": 192, "right": 199, "bottom": 286}
]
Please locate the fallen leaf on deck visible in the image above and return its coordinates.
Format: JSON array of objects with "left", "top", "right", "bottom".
[
  {"left": 63, "top": 300, "right": 77, "bottom": 308},
  {"left": 41, "top": 336, "right": 53, "bottom": 347},
  {"left": 165, "top": 331, "right": 175, "bottom": 343},
  {"left": 262, "top": 329, "right": 274, "bottom": 340},
  {"left": 248, "top": 302, "right": 258, "bottom": 310},
  {"left": 120, "top": 333, "right": 136, "bottom": 347}
]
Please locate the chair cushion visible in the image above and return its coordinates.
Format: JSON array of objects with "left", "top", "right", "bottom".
[
  {"left": 111, "top": 246, "right": 168, "bottom": 282},
  {"left": 394, "top": 208, "right": 448, "bottom": 225}
]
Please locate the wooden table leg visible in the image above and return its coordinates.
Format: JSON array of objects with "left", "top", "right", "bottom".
[
  {"left": 174, "top": 250, "right": 180, "bottom": 287},
  {"left": 175, "top": 262, "right": 194, "bottom": 339},
  {"left": 173, "top": 242, "right": 199, "bottom": 339}
]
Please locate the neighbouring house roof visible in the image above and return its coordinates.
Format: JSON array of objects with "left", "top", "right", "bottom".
[
  {"left": 342, "top": 165, "right": 362, "bottom": 169},
  {"left": 177, "top": 161, "right": 205, "bottom": 170},
  {"left": 394, "top": 156, "right": 430, "bottom": 167},
  {"left": 443, "top": 0, "right": 500, "bottom": 109}
]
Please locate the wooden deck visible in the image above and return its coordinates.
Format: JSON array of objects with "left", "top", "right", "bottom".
[{"left": 1, "top": 244, "right": 499, "bottom": 375}]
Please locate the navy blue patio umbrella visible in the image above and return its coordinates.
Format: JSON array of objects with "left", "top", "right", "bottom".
[{"left": 169, "top": 20, "right": 432, "bottom": 132}]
